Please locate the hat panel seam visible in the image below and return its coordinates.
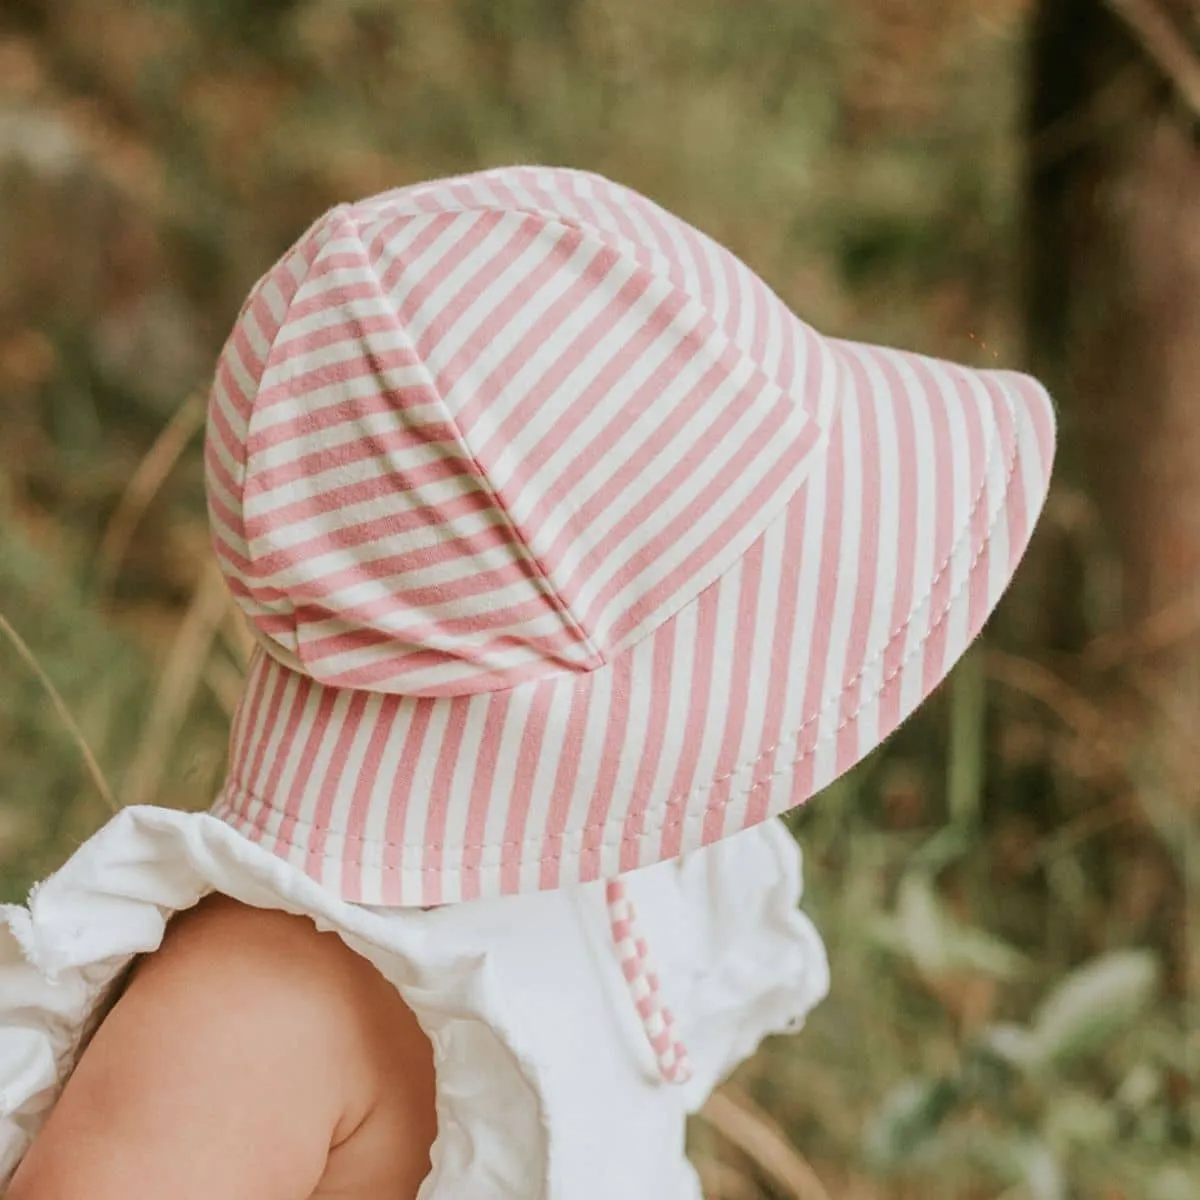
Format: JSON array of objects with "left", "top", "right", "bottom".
[
  {"left": 346, "top": 198, "right": 822, "bottom": 433},
  {"left": 234, "top": 206, "right": 596, "bottom": 682},
  {"left": 341, "top": 202, "right": 827, "bottom": 667},
  {"left": 338, "top": 206, "right": 608, "bottom": 678}
]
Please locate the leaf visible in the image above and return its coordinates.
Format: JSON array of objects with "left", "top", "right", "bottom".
[
  {"left": 884, "top": 872, "right": 1031, "bottom": 983},
  {"left": 978, "top": 1021, "right": 1038, "bottom": 1070},
  {"left": 1043, "top": 1089, "right": 1119, "bottom": 1149},
  {"left": 908, "top": 823, "right": 975, "bottom": 876},
  {"left": 896, "top": 871, "right": 949, "bottom": 977},
  {"left": 945, "top": 923, "right": 1034, "bottom": 981},
  {"left": 1008, "top": 1137, "right": 1066, "bottom": 1200},
  {"left": 1026, "top": 948, "right": 1160, "bottom": 1070},
  {"left": 862, "top": 1075, "right": 960, "bottom": 1170},
  {"left": 1114, "top": 1061, "right": 1163, "bottom": 1111},
  {"left": 921, "top": 1123, "right": 1065, "bottom": 1200}
]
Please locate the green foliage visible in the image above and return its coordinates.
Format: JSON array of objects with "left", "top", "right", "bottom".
[
  {"left": 858, "top": 943, "right": 1167, "bottom": 1195},
  {"left": 0, "top": 2, "right": 1195, "bottom": 1196},
  {"left": 0, "top": 524, "right": 140, "bottom": 896},
  {"left": 1020, "top": 948, "right": 1160, "bottom": 1072}
]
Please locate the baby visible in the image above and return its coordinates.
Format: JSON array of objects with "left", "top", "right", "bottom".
[{"left": 0, "top": 165, "right": 1055, "bottom": 1198}]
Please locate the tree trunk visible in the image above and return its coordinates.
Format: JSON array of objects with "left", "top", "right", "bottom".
[
  {"left": 1026, "top": 0, "right": 1200, "bottom": 628},
  {"left": 1025, "top": 0, "right": 1200, "bottom": 1004}
]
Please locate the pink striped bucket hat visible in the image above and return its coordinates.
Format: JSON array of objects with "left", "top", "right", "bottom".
[{"left": 204, "top": 166, "right": 1054, "bottom": 1074}]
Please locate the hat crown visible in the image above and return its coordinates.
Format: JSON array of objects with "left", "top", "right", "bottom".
[{"left": 205, "top": 166, "right": 837, "bottom": 695}]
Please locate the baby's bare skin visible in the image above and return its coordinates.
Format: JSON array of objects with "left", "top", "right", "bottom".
[{"left": 6, "top": 893, "right": 438, "bottom": 1200}]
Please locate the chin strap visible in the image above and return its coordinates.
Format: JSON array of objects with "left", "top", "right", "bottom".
[{"left": 604, "top": 877, "right": 692, "bottom": 1084}]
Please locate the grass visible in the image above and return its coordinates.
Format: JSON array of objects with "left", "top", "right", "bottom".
[{"left": 0, "top": 1, "right": 1195, "bottom": 1195}]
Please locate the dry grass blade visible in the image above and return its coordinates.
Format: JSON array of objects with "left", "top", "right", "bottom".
[
  {"left": 697, "top": 1087, "right": 832, "bottom": 1200},
  {"left": 985, "top": 649, "right": 1113, "bottom": 744},
  {"left": 204, "top": 655, "right": 247, "bottom": 718},
  {"left": 1084, "top": 586, "right": 1200, "bottom": 669},
  {"left": 0, "top": 608, "right": 118, "bottom": 812},
  {"left": 986, "top": 649, "right": 1133, "bottom": 785},
  {"left": 1034, "top": 795, "right": 1135, "bottom": 863},
  {"left": 693, "top": 1154, "right": 763, "bottom": 1200},
  {"left": 122, "top": 558, "right": 229, "bottom": 807},
  {"left": 220, "top": 599, "right": 258, "bottom": 667},
  {"left": 1106, "top": 0, "right": 1200, "bottom": 119},
  {"left": 93, "top": 390, "right": 207, "bottom": 592}
]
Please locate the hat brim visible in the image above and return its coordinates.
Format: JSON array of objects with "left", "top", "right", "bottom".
[{"left": 212, "top": 335, "right": 1055, "bottom": 906}]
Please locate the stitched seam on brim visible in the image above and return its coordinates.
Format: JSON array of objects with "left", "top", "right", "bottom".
[{"left": 217, "top": 376, "right": 1032, "bottom": 864}]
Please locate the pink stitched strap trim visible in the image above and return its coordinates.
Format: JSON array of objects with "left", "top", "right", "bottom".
[{"left": 604, "top": 878, "right": 692, "bottom": 1084}]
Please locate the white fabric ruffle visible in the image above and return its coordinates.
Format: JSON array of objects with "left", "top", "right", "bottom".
[{"left": 0, "top": 806, "right": 828, "bottom": 1198}]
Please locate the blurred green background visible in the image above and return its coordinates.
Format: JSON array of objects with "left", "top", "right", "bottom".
[{"left": 1, "top": 1, "right": 1197, "bottom": 1197}]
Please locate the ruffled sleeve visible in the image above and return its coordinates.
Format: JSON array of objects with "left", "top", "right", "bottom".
[
  {"left": 0, "top": 805, "right": 548, "bottom": 1197},
  {"left": 0, "top": 887, "right": 171, "bottom": 1183},
  {"left": 680, "top": 817, "right": 830, "bottom": 1104}
]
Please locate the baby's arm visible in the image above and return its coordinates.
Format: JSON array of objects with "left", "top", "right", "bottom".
[{"left": 6, "top": 893, "right": 436, "bottom": 1200}]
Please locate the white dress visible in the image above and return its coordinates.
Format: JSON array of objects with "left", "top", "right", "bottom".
[{"left": 0, "top": 806, "right": 828, "bottom": 1198}]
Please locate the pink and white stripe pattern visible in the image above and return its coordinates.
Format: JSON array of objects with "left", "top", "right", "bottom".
[
  {"left": 605, "top": 878, "right": 692, "bottom": 1084},
  {"left": 206, "top": 166, "right": 1056, "bottom": 914},
  {"left": 206, "top": 167, "right": 831, "bottom": 698}
]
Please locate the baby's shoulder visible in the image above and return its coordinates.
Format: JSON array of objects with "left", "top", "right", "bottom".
[
  {"left": 150, "top": 894, "right": 440, "bottom": 1194},
  {"left": 8, "top": 893, "right": 436, "bottom": 1199}
]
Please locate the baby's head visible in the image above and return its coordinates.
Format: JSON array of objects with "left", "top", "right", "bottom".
[
  {"left": 203, "top": 166, "right": 1055, "bottom": 908},
  {"left": 0, "top": 166, "right": 1058, "bottom": 1200}
]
